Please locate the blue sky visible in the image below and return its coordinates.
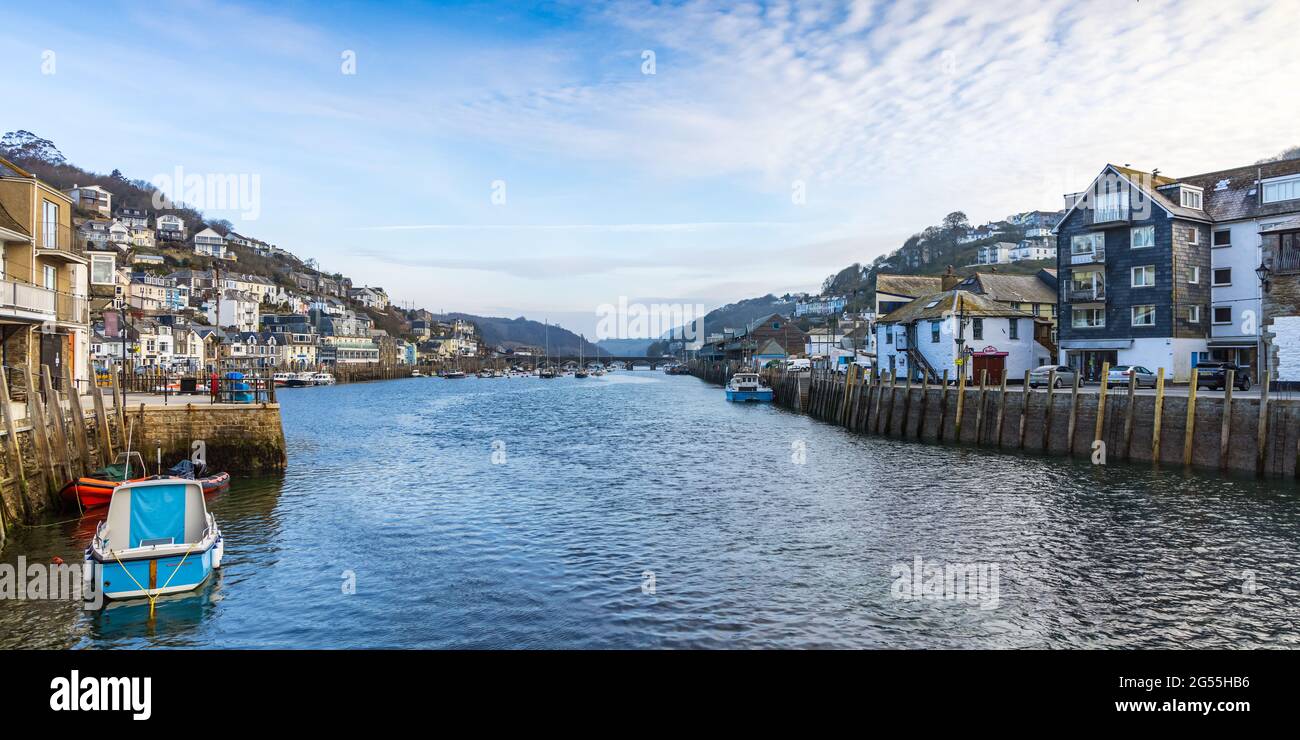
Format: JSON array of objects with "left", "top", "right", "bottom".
[{"left": 4, "top": 0, "right": 1299, "bottom": 336}]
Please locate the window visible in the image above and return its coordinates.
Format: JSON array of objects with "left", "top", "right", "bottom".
[
  {"left": 42, "top": 265, "right": 56, "bottom": 291},
  {"left": 972, "top": 318, "right": 983, "bottom": 340},
  {"left": 90, "top": 254, "right": 116, "bottom": 285},
  {"left": 1131, "top": 225, "right": 1155, "bottom": 249},
  {"left": 1180, "top": 188, "right": 1203, "bottom": 209},
  {"left": 886, "top": 329, "right": 893, "bottom": 345},
  {"left": 1213, "top": 306, "right": 1232, "bottom": 324},
  {"left": 1071, "top": 233, "right": 1104, "bottom": 255},
  {"left": 930, "top": 320, "right": 940, "bottom": 343},
  {"left": 1262, "top": 175, "right": 1300, "bottom": 204},
  {"left": 1009, "top": 318, "right": 1019, "bottom": 340},
  {"left": 1212, "top": 267, "right": 1232, "bottom": 286},
  {"left": 1189, "top": 306, "right": 1201, "bottom": 323},
  {"left": 1213, "top": 230, "right": 1231, "bottom": 248},
  {"left": 1189, "top": 266, "right": 1200, "bottom": 284},
  {"left": 1132, "top": 265, "right": 1156, "bottom": 287},
  {"left": 1187, "top": 227, "right": 1200, "bottom": 245},
  {"left": 41, "top": 200, "right": 59, "bottom": 246},
  {"left": 1072, "top": 308, "right": 1105, "bottom": 328},
  {"left": 1132, "top": 305, "right": 1156, "bottom": 327}
]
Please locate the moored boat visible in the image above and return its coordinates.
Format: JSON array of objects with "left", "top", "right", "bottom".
[
  {"left": 85, "top": 478, "right": 223, "bottom": 602},
  {"left": 59, "top": 452, "right": 148, "bottom": 510},
  {"left": 725, "top": 372, "right": 774, "bottom": 402}
]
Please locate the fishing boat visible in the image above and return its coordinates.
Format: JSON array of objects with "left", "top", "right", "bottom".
[
  {"left": 312, "top": 372, "right": 336, "bottom": 385},
  {"left": 272, "top": 372, "right": 295, "bottom": 387},
  {"left": 443, "top": 368, "right": 467, "bottom": 379},
  {"left": 725, "top": 372, "right": 774, "bottom": 402},
  {"left": 59, "top": 452, "right": 148, "bottom": 510},
  {"left": 85, "top": 479, "right": 223, "bottom": 602},
  {"left": 284, "top": 371, "right": 315, "bottom": 388}
]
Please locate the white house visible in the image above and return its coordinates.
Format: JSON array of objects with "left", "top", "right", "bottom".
[
  {"left": 975, "top": 242, "right": 1016, "bottom": 265},
  {"left": 875, "top": 290, "right": 1052, "bottom": 383},
  {"left": 155, "top": 213, "right": 186, "bottom": 241},
  {"left": 64, "top": 184, "right": 113, "bottom": 215},
  {"left": 193, "top": 227, "right": 229, "bottom": 259},
  {"left": 1010, "top": 239, "right": 1057, "bottom": 262},
  {"left": 205, "top": 289, "right": 261, "bottom": 332}
]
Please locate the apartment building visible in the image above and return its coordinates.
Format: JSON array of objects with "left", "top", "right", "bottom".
[{"left": 0, "top": 156, "right": 90, "bottom": 399}]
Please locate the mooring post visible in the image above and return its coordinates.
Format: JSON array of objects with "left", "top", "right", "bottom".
[
  {"left": 1093, "top": 361, "right": 1111, "bottom": 454},
  {"left": 1018, "top": 369, "right": 1030, "bottom": 450},
  {"left": 995, "top": 370, "right": 1008, "bottom": 448},
  {"left": 1066, "top": 371, "right": 1080, "bottom": 457},
  {"left": 0, "top": 366, "right": 28, "bottom": 517},
  {"left": 1220, "top": 369, "right": 1235, "bottom": 473},
  {"left": 1152, "top": 368, "right": 1166, "bottom": 465},
  {"left": 1123, "top": 372, "right": 1137, "bottom": 461},
  {"left": 917, "top": 372, "right": 930, "bottom": 440},
  {"left": 937, "top": 369, "right": 950, "bottom": 442},
  {"left": 974, "top": 369, "right": 988, "bottom": 446},
  {"left": 954, "top": 366, "right": 967, "bottom": 442},
  {"left": 884, "top": 372, "right": 898, "bottom": 436},
  {"left": 1183, "top": 368, "right": 1199, "bottom": 467},
  {"left": 1256, "top": 373, "right": 1270, "bottom": 477},
  {"left": 1044, "top": 369, "right": 1056, "bottom": 452},
  {"left": 901, "top": 372, "right": 913, "bottom": 437}
]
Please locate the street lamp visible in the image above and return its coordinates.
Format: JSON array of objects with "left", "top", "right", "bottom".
[{"left": 1256, "top": 260, "right": 1272, "bottom": 293}]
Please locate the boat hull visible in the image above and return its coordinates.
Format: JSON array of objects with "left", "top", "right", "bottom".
[
  {"left": 725, "top": 389, "right": 774, "bottom": 402},
  {"left": 60, "top": 477, "right": 146, "bottom": 509},
  {"left": 90, "top": 547, "right": 216, "bottom": 600}
]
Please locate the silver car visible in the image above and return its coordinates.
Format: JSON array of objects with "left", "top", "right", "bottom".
[
  {"left": 1028, "top": 365, "right": 1076, "bottom": 389},
  {"left": 1106, "top": 365, "right": 1157, "bottom": 388}
]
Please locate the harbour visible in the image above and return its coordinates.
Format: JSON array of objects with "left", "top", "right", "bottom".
[{"left": 3, "top": 370, "right": 1298, "bottom": 649}]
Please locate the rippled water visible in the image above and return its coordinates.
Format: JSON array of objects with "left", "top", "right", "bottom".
[{"left": 3, "top": 372, "right": 1299, "bottom": 648}]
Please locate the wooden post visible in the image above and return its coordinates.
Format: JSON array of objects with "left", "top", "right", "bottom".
[
  {"left": 1066, "top": 371, "right": 1080, "bottom": 457},
  {"left": 974, "top": 369, "right": 988, "bottom": 445},
  {"left": 1220, "top": 369, "right": 1235, "bottom": 472},
  {"left": 111, "top": 369, "right": 126, "bottom": 451},
  {"left": 917, "top": 373, "right": 930, "bottom": 440},
  {"left": 25, "top": 369, "right": 58, "bottom": 498},
  {"left": 954, "top": 366, "right": 967, "bottom": 442},
  {"left": 840, "top": 365, "right": 855, "bottom": 426},
  {"left": 1256, "top": 373, "right": 1270, "bottom": 477},
  {"left": 1123, "top": 372, "right": 1137, "bottom": 461},
  {"left": 937, "top": 369, "right": 950, "bottom": 442},
  {"left": 901, "top": 372, "right": 913, "bottom": 437},
  {"left": 884, "top": 372, "right": 898, "bottom": 436},
  {"left": 873, "top": 371, "right": 888, "bottom": 434},
  {"left": 994, "top": 370, "right": 1008, "bottom": 448},
  {"left": 91, "top": 381, "right": 113, "bottom": 466},
  {"left": 42, "top": 366, "right": 74, "bottom": 482},
  {"left": 1093, "top": 361, "right": 1111, "bottom": 454},
  {"left": 1018, "top": 369, "right": 1031, "bottom": 450},
  {"left": 0, "top": 367, "right": 28, "bottom": 512},
  {"left": 1152, "top": 368, "right": 1166, "bottom": 465},
  {"left": 1044, "top": 369, "right": 1056, "bottom": 452},
  {"left": 62, "top": 363, "right": 92, "bottom": 474},
  {"left": 1183, "top": 368, "right": 1199, "bottom": 467}
]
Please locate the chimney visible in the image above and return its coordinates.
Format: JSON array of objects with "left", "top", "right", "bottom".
[{"left": 941, "top": 264, "right": 961, "bottom": 292}]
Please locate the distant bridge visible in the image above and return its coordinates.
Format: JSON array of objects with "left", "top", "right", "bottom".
[{"left": 420, "top": 356, "right": 679, "bottom": 371}]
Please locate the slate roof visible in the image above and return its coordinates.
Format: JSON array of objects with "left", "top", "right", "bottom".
[
  {"left": 878, "top": 290, "right": 1036, "bottom": 325},
  {"left": 959, "top": 272, "right": 1057, "bottom": 305},
  {"left": 1175, "top": 158, "right": 1300, "bottom": 223},
  {"left": 875, "top": 274, "right": 943, "bottom": 298}
]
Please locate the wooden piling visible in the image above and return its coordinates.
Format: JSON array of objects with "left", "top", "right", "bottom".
[
  {"left": 1093, "top": 361, "right": 1111, "bottom": 454},
  {"left": 111, "top": 370, "right": 126, "bottom": 451},
  {"left": 917, "top": 373, "right": 930, "bottom": 440},
  {"left": 1066, "top": 371, "right": 1080, "bottom": 457},
  {"left": 1152, "top": 368, "right": 1166, "bottom": 465},
  {"left": 42, "top": 366, "right": 75, "bottom": 482},
  {"left": 1044, "top": 369, "right": 1056, "bottom": 452},
  {"left": 25, "top": 369, "right": 58, "bottom": 498},
  {"left": 0, "top": 367, "right": 28, "bottom": 515},
  {"left": 974, "top": 369, "right": 988, "bottom": 445},
  {"left": 937, "top": 370, "right": 950, "bottom": 442},
  {"left": 62, "top": 363, "right": 92, "bottom": 473},
  {"left": 1018, "top": 369, "right": 1031, "bottom": 450},
  {"left": 994, "top": 370, "right": 1008, "bottom": 448},
  {"left": 1123, "top": 373, "right": 1137, "bottom": 461},
  {"left": 91, "top": 382, "right": 113, "bottom": 466},
  {"left": 1220, "top": 369, "right": 1234, "bottom": 472},
  {"left": 901, "top": 373, "right": 913, "bottom": 437},
  {"left": 873, "top": 371, "right": 888, "bottom": 435},
  {"left": 1183, "top": 368, "right": 1198, "bottom": 467},
  {"left": 954, "top": 368, "right": 967, "bottom": 442},
  {"left": 884, "top": 372, "right": 898, "bottom": 436},
  {"left": 1256, "top": 374, "right": 1270, "bottom": 477}
]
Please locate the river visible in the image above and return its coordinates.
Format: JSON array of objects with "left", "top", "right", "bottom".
[{"left": 2, "top": 371, "right": 1298, "bottom": 648}]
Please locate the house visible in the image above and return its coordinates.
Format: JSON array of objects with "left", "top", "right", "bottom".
[
  {"left": 204, "top": 289, "right": 261, "bottom": 332},
  {"left": 63, "top": 184, "right": 113, "bottom": 216},
  {"left": 954, "top": 270, "right": 1058, "bottom": 326},
  {"left": 223, "top": 331, "right": 283, "bottom": 370},
  {"left": 975, "top": 242, "right": 1016, "bottom": 265},
  {"left": 1010, "top": 238, "right": 1057, "bottom": 262},
  {"left": 1056, "top": 160, "right": 1300, "bottom": 381},
  {"left": 128, "top": 225, "right": 155, "bottom": 248},
  {"left": 78, "top": 219, "right": 115, "bottom": 249},
  {"left": 794, "top": 295, "right": 847, "bottom": 317},
  {"left": 1261, "top": 218, "right": 1300, "bottom": 389},
  {"left": 349, "top": 285, "right": 389, "bottom": 310},
  {"left": 155, "top": 214, "right": 186, "bottom": 242},
  {"left": 874, "top": 274, "right": 944, "bottom": 316},
  {"left": 0, "top": 156, "right": 92, "bottom": 401},
  {"left": 875, "top": 290, "right": 1050, "bottom": 383},
  {"left": 193, "top": 227, "right": 229, "bottom": 259},
  {"left": 115, "top": 207, "right": 150, "bottom": 229}
]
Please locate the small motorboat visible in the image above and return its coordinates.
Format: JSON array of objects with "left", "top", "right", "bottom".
[
  {"left": 60, "top": 452, "right": 149, "bottom": 510},
  {"left": 284, "top": 371, "right": 315, "bottom": 388},
  {"left": 725, "top": 372, "right": 774, "bottom": 402},
  {"left": 411, "top": 370, "right": 424, "bottom": 377},
  {"left": 85, "top": 478, "right": 223, "bottom": 602},
  {"left": 312, "top": 372, "right": 336, "bottom": 385},
  {"left": 166, "top": 460, "right": 232, "bottom": 496},
  {"left": 272, "top": 372, "right": 295, "bottom": 387},
  {"left": 443, "top": 369, "right": 467, "bottom": 379}
]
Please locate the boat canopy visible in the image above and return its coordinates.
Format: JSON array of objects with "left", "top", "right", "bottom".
[{"left": 105, "top": 480, "right": 208, "bottom": 550}]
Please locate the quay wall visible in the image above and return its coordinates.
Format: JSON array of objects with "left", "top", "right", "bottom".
[{"left": 693, "top": 362, "right": 1300, "bottom": 479}]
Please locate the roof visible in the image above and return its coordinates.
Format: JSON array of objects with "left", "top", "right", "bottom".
[
  {"left": 1176, "top": 157, "right": 1300, "bottom": 223},
  {"left": 0, "top": 156, "right": 33, "bottom": 179},
  {"left": 0, "top": 199, "right": 29, "bottom": 237},
  {"left": 878, "top": 289, "right": 1036, "bottom": 324},
  {"left": 875, "top": 274, "right": 942, "bottom": 298},
  {"left": 960, "top": 272, "right": 1056, "bottom": 305}
]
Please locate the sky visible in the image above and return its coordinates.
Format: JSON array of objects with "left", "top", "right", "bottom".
[{"left": 3, "top": 0, "right": 1299, "bottom": 337}]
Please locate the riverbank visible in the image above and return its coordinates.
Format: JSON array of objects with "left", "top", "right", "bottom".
[{"left": 693, "top": 361, "right": 1300, "bottom": 479}]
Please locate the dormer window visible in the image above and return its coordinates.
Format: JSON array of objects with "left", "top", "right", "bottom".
[
  {"left": 1262, "top": 174, "right": 1300, "bottom": 204},
  {"left": 1179, "top": 186, "right": 1203, "bottom": 209}
]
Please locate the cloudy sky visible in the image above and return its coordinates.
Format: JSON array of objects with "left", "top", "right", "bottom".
[{"left": 3, "top": 0, "right": 1298, "bottom": 336}]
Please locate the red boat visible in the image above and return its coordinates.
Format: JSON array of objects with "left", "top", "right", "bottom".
[{"left": 60, "top": 453, "right": 231, "bottom": 510}]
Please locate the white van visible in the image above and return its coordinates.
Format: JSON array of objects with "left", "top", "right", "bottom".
[{"left": 785, "top": 358, "right": 811, "bottom": 372}]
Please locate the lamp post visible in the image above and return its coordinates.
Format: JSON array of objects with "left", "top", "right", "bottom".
[{"left": 1257, "top": 259, "right": 1273, "bottom": 384}]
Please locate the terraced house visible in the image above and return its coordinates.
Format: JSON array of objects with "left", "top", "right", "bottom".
[
  {"left": 1057, "top": 160, "right": 1300, "bottom": 382},
  {"left": 0, "top": 157, "right": 90, "bottom": 399}
]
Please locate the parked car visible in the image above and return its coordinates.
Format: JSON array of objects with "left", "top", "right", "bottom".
[
  {"left": 1106, "top": 365, "right": 1158, "bottom": 389},
  {"left": 1029, "top": 365, "right": 1077, "bottom": 389},
  {"left": 1194, "top": 362, "right": 1252, "bottom": 391}
]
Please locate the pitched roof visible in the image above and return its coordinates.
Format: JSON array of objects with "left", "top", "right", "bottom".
[
  {"left": 1176, "top": 157, "right": 1300, "bottom": 223},
  {"left": 0, "top": 199, "right": 29, "bottom": 237},
  {"left": 0, "top": 156, "right": 33, "bottom": 179},
  {"left": 875, "top": 274, "right": 942, "bottom": 298},
  {"left": 960, "top": 272, "right": 1056, "bottom": 305},
  {"left": 878, "top": 289, "right": 1036, "bottom": 324}
]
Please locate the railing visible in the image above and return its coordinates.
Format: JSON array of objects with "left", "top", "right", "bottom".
[
  {"left": 112, "top": 368, "right": 276, "bottom": 403},
  {"left": 34, "top": 223, "right": 85, "bottom": 258},
  {"left": 1070, "top": 247, "right": 1105, "bottom": 265},
  {"left": 1274, "top": 234, "right": 1300, "bottom": 274},
  {"left": 1067, "top": 286, "right": 1106, "bottom": 302},
  {"left": 56, "top": 292, "right": 88, "bottom": 323},
  {"left": 1093, "top": 207, "right": 1129, "bottom": 224},
  {"left": 0, "top": 278, "right": 57, "bottom": 315}
]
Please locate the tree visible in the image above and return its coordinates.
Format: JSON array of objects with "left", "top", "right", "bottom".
[{"left": 942, "top": 211, "right": 969, "bottom": 232}]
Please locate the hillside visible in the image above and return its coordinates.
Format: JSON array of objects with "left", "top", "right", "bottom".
[{"left": 438, "top": 313, "right": 599, "bottom": 356}]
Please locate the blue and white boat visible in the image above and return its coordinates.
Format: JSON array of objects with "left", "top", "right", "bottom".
[
  {"left": 725, "top": 372, "right": 774, "bottom": 402},
  {"left": 84, "top": 479, "right": 224, "bottom": 602}
]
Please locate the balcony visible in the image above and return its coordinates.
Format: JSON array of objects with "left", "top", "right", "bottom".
[
  {"left": 1069, "top": 247, "right": 1106, "bottom": 265},
  {"left": 0, "top": 278, "right": 56, "bottom": 320},
  {"left": 57, "top": 292, "right": 89, "bottom": 324},
  {"left": 35, "top": 223, "right": 87, "bottom": 262},
  {"left": 1067, "top": 285, "right": 1106, "bottom": 303}
]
